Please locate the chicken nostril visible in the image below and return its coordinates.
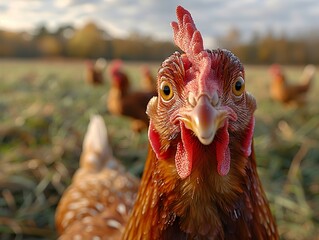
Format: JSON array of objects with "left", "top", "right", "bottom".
[
  {"left": 211, "top": 91, "right": 219, "bottom": 107},
  {"left": 188, "top": 92, "right": 197, "bottom": 107},
  {"left": 189, "top": 92, "right": 219, "bottom": 108}
]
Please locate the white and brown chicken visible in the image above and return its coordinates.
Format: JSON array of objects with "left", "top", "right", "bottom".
[{"left": 55, "top": 115, "right": 139, "bottom": 239}]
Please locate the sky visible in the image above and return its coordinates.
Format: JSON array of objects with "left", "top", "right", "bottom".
[{"left": 0, "top": 0, "right": 318, "bottom": 48}]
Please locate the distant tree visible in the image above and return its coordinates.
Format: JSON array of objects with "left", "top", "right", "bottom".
[
  {"left": 34, "top": 25, "right": 50, "bottom": 39},
  {"left": 274, "top": 33, "right": 289, "bottom": 64},
  {"left": 52, "top": 25, "right": 75, "bottom": 56},
  {"left": 0, "top": 30, "right": 37, "bottom": 57},
  {"left": 54, "top": 25, "right": 75, "bottom": 39},
  {"left": 38, "top": 36, "right": 62, "bottom": 57},
  {"left": 290, "top": 40, "right": 307, "bottom": 64},
  {"left": 0, "top": 30, "right": 15, "bottom": 56},
  {"left": 305, "top": 30, "right": 319, "bottom": 64},
  {"left": 231, "top": 31, "right": 259, "bottom": 64},
  {"left": 67, "top": 22, "right": 107, "bottom": 58},
  {"left": 1, "top": 20, "right": 319, "bottom": 63},
  {"left": 110, "top": 34, "right": 176, "bottom": 61},
  {"left": 257, "top": 30, "right": 275, "bottom": 64},
  {"left": 221, "top": 27, "right": 241, "bottom": 49},
  {"left": 15, "top": 32, "right": 38, "bottom": 58}
]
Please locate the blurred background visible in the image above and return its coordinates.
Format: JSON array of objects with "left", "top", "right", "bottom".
[
  {"left": 0, "top": 1, "right": 318, "bottom": 239},
  {"left": 0, "top": 1, "right": 319, "bottom": 63}
]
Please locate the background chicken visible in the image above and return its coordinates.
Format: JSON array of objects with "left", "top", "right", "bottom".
[
  {"left": 269, "top": 64, "right": 315, "bottom": 106},
  {"left": 107, "top": 59, "right": 156, "bottom": 132},
  {"left": 141, "top": 65, "right": 157, "bottom": 92},
  {"left": 85, "top": 58, "right": 107, "bottom": 85},
  {"left": 55, "top": 115, "right": 139, "bottom": 239}
]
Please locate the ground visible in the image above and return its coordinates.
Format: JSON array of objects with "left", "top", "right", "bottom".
[{"left": 0, "top": 59, "right": 318, "bottom": 239}]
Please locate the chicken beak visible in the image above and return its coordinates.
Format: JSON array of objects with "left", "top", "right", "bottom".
[{"left": 182, "top": 95, "right": 227, "bottom": 145}]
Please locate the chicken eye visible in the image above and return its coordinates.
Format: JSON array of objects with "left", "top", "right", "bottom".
[
  {"left": 232, "top": 77, "right": 245, "bottom": 96},
  {"left": 160, "top": 81, "right": 174, "bottom": 101}
]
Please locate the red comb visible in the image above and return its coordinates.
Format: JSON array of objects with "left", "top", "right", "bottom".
[
  {"left": 109, "top": 59, "right": 123, "bottom": 75},
  {"left": 171, "top": 6, "right": 211, "bottom": 87},
  {"left": 269, "top": 64, "right": 283, "bottom": 76},
  {"left": 171, "top": 6, "right": 205, "bottom": 64}
]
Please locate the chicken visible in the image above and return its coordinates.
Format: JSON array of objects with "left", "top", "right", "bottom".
[
  {"left": 107, "top": 60, "right": 156, "bottom": 132},
  {"left": 141, "top": 65, "right": 157, "bottom": 92},
  {"left": 85, "top": 58, "right": 107, "bottom": 85},
  {"left": 56, "top": 5, "right": 279, "bottom": 239},
  {"left": 123, "top": 6, "right": 279, "bottom": 239},
  {"left": 107, "top": 59, "right": 131, "bottom": 96},
  {"left": 269, "top": 64, "right": 315, "bottom": 106},
  {"left": 55, "top": 115, "right": 139, "bottom": 239}
]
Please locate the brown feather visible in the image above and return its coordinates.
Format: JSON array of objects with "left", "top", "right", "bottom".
[
  {"left": 124, "top": 141, "right": 278, "bottom": 239},
  {"left": 55, "top": 116, "right": 139, "bottom": 239}
]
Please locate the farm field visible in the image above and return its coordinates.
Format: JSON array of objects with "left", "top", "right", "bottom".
[{"left": 0, "top": 59, "right": 318, "bottom": 239}]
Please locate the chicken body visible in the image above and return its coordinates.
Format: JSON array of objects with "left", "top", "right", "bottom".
[
  {"left": 85, "top": 58, "right": 107, "bottom": 85},
  {"left": 141, "top": 65, "right": 157, "bottom": 92},
  {"left": 270, "top": 64, "right": 315, "bottom": 106},
  {"left": 55, "top": 115, "right": 138, "bottom": 239},
  {"left": 107, "top": 60, "right": 156, "bottom": 132}
]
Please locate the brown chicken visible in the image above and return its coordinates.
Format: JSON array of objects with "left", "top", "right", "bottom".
[
  {"left": 56, "top": 5, "right": 279, "bottom": 239},
  {"left": 85, "top": 58, "right": 107, "bottom": 85},
  {"left": 123, "top": 6, "right": 278, "bottom": 239},
  {"left": 141, "top": 65, "right": 157, "bottom": 92},
  {"left": 107, "top": 60, "right": 156, "bottom": 132},
  {"left": 269, "top": 64, "right": 315, "bottom": 106},
  {"left": 55, "top": 115, "right": 139, "bottom": 239}
]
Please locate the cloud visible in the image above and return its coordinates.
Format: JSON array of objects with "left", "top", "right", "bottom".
[
  {"left": 0, "top": 0, "right": 318, "bottom": 42},
  {"left": 54, "top": 0, "right": 73, "bottom": 8}
]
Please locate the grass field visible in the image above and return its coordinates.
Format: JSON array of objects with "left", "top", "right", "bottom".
[{"left": 0, "top": 59, "right": 318, "bottom": 239}]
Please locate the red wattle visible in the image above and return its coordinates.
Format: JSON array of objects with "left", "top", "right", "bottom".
[
  {"left": 175, "top": 141, "right": 191, "bottom": 179},
  {"left": 215, "top": 121, "right": 230, "bottom": 176},
  {"left": 175, "top": 123, "right": 195, "bottom": 179}
]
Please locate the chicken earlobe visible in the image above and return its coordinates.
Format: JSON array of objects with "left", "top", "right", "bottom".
[{"left": 148, "top": 119, "right": 172, "bottom": 160}]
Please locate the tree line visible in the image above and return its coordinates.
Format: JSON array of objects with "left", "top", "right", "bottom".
[
  {"left": 0, "top": 22, "right": 318, "bottom": 65},
  {"left": 221, "top": 28, "right": 319, "bottom": 65},
  {"left": 0, "top": 22, "right": 176, "bottom": 61}
]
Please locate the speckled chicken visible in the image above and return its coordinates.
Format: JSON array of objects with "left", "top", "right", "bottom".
[
  {"left": 269, "top": 64, "right": 315, "bottom": 106},
  {"left": 107, "top": 60, "right": 156, "bottom": 132},
  {"left": 55, "top": 115, "right": 139, "bottom": 239}
]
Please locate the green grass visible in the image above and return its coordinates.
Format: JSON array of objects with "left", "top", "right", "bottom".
[{"left": 0, "top": 59, "right": 318, "bottom": 239}]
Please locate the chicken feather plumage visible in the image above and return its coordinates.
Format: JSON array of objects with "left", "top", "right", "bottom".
[
  {"left": 56, "top": 5, "right": 278, "bottom": 240},
  {"left": 269, "top": 64, "right": 315, "bottom": 106},
  {"left": 55, "top": 115, "right": 138, "bottom": 239},
  {"left": 124, "top": 6, "right": 278, "bottom": 239}
]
